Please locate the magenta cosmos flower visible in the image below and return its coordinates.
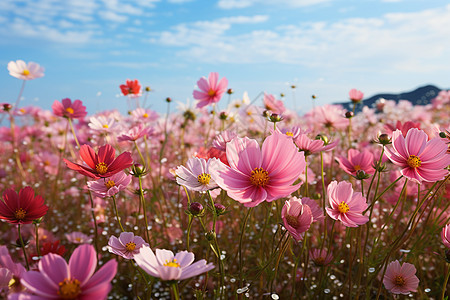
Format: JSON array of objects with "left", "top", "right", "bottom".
[
  {"left": 13, "top": 244, "right": 117, "bottom": 299},
  {"left": 87, "top": 172, "right": 132, "bottom": 198},
  {"left": 383, "top": 260, "right": 419, "bottom": 295},
  {"left": 8, "top": 60, "right": 44, "bottom": 80},
  {"left": 325, "top": 181, "right": 369, "bottom": 227},
  {"left": 442, "top": 224, "right": 450, "bottom": 249},
  {"left": 309, "top": 248, "right": 334, "bottom": 266},
  {"left": 52, "top": 98, "right": 87, "bottom": 119},
  {"left": 336, "top": 149, "right": 374, "bottom": 176},
  {"left": 134, "top": 246, "right": 214, "bottom": 281},
  {"left": 175, "top": 157, "right": 220, "bottom": 192},
  {"left": 385, "top": 128, "right": 450, "bottom": 184},
  {"left": 64, "top": 144, "right": 133, "bottom": 180},
  {"left": 108, "top": 232, "right": 148, "bottom": 260},
  {"left": 281, "top": 198, "right": 313, "bottom": 242},
  {"left": 0, "top": 187, "right": 48, "bottom": 224},
  {"left": 193, "top": 72, "right": 228, "bottom": 109},
  {"left": 212, "top": 132, "right": 306, "bottom": 207},
  {"left": 294, "top": 134, "right": 339, "bottom": 156}
]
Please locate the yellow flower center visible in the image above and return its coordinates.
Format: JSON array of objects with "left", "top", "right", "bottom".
[
  {"left": 66, "top": 107, "right": 74, "bottom": 114},
  {"left": 164, "top": 258, "right": 180, "bottom": 268},
  {"left": 105, "top": 180, "right": 115, "bottom": 189},
  {"left": 250, "top": 167, "right": 270, "bottom": 187},
  {"left": 285, "top": 132, "right": 294, "bottom": 137},
  {"left": 22, "top": 69, "right": 30, "bottom": 76},
  {"left": 285, "top": 214, "right": 299, "bottom": 228},
  {"left": 95, "top": 162, "right": 108, "bottom": 175},
  {"left": 393, "top": 275, "right": 406, "bottom": 287},
  {"left": 338, "top": 202, "right": 349, "bottom": 214},
  {"left": 19, "top": 108, "right": 25, "bottom": 113},
  {"left": 58, "top": 278, "right": 81, "bottom": 299},
  {"left": 143, "top": 113, "right": 149, "bottom": 118},
  {"left": 75, "top": 237, "right": 82, "bottom": 242},
  {"left": 207, "top": 89, "right": 216, "bottom": 97},
  {"left": 15, "top": 208, "right": 26, "bottom": 220},
  {"left": 197, "top": 173, "right": 211, "bottom": 185},
  {"left": 125, "top": 242, "right": 136, "bottom": 252},
  {"left": 407, "top": 155, "right": 421, "bottom": 168},
  {"left": 354, "top": 165, "right": 361, "bottom": 171},
  {"left": 314, "top": 257, "right": 325, "bottom": 266},
  {"left": 102, "top": 124, "right": 109, "bottom": 128}
]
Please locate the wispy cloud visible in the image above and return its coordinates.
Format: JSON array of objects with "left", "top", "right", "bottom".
[{"left": 217, "top": 0, "right": 332, "bottom": 9}]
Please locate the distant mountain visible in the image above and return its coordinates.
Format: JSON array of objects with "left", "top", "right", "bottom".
[{"left": 335, "top": 85, "right": 443, "bottom": 112}]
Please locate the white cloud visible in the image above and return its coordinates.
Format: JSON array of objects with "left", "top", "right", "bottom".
[
  {"left": 168, "top": 0, "right": 195, "bottom": 3},
  {"left": 219, "top": 15, "right": 269, "bottom": 24},
  {"left": 217, "top": 0, "right": 332, "bottom": 9},
  {"left": 99, "top": 11, "right": 128, "bottom": 23}
]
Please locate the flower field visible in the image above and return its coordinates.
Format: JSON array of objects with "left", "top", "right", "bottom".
[{"left": 0, "top": 62, "right": 449, "bottom": 299}]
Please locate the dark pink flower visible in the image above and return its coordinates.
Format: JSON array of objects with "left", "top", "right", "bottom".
[
  {"left": 193, "top": 72, "right": 228, "bottom": 108},
  {"left": 383, "top": 260, "right": 419, "bottom": 295},
  {"left": 212, "top": 132, "right": 306, "bottom": 207},
  {"left": 384, "top": 128, "right": 450, "bottom": 183},
  {"left": 326, "top": 181, "right": 369, "bottom": 227},
  {"left": 442, "top": 224, "right": 450, "bottom": 249},
  {"left": 309, "top": 248, "right": 333, "bottom": 266},
  {"left": 64, "top": 144, "right": 133, "bottom": 180},
  {"left": 263, "top": 93, "right": 286, "bottom": 114},
  {"left": 15, "top": 244, "right": 117, "bottom": 299},
  {"left": 281, "top": 197, "right": 313, "bottom": 241},
  {"left": 336, "top": 149, "right": 375, "bottom": 176},
  {"left": 52, "top": 98, "right": 87, "bottom": 119},
  {"left": 0, "top": 187, "right": 48, "bottom": 224}
]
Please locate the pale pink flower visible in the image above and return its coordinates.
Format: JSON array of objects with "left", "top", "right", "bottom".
[
  {"left": 294, "top": 134, "right": 339, "bottom": 156},
  {"left": 263, "top": 93, "right": 286, "bottom": 114},
  {"left": 384, "top": 128, "right": 450, "bottom": 183},
  {"left": 301, "top": 197, "right": 324, "bottom": 223},
  {"left": 0, "top": 246, "right": 26, "bottom": 291},
  {"left": 13, "top": 244, "right": 117, "bottom": 299},
  {"left": 326, "top": 181, "right": 369, "bottom": 227},
  {"left": 278, "top": 126, "right": 309, "bottom": 139},
  {"left": 65, "top": 232, "right": 93, "bottom": 244},
  {"left": 118, "top": 123, "right": 154, "bottom": 142},
  {"left": 307, "top": 104, "right": 349, "bottom": 130},
  {"left": 193, "top": 72, "right": 228, "bottom": 108},
  {"left": 383, "top": 260, "right": 419, "bottom": 295},
  {"left": 212, "top": 130, "right": 237, "bottom": 151},
  {"left": 349, "top": 88, "right": 364, "bottom": 103},
  {"left": 108, "top": 232, "right": 148, "bottom": 260},
  {"left": 212, "top": 132, "right": 306, "bottom": 207},
  {"left": 87, "top": 172, "right": 132, "bottom": 198},
  {"left": 134, "top": 246, "right": 214, "bottom": 281},
  {"left": 8, "top": 60, "right": 44, "bottom": 80},
  {"left": 442, "top": 224, "right": 450, "bottom": 249},
  {"left": 281, "top": 198, "right": 313, "bottom": 241},
  {"left": 88, "top": 115, "right": 118, "bottom": 132},
  {"left": 336, "top": 149, "right": 375, "bottom": 176},
  {"left": 175, "top": 157, "right": 220, "bottom": 192},
  {"left": 131, "top": 108, "right": 159, "bottom": 122}
]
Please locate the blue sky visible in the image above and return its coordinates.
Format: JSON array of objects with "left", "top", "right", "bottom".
[{"left": 1, "top": 0, "right": 449, "bottom": 115}]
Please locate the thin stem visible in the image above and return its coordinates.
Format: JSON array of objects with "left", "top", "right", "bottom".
[
  {"left": 68, "top": 118, "right": 81, "bottom": 149},
  {"left": 172, "top": 283, "right": 180, "bottom": 300},
  {"left": 134, "top": 140, "right": 146, "bottom": 166},
  {"left": 18, "top": 224, "right": 30, "bottom": 271},
  {"left": 14, "top": 80, "right": 26, "bottom": 112},
  {"left": 87, "top": 189, "right": 100, "bottom": 264},
  {"left": 35, "top": 223, "right": 41, "bottom": 257},
  {"left": 111, "top": 195, "right": 125, "bottom": 232},
  {"left": 138, "top": 175, "right": 151, "bottom": 243},
  {"left": 238, "top": 207, "right": 253, "bottom": 288},
  {"left": 441, "top": 263, "right": 450, "bottom": 300}
]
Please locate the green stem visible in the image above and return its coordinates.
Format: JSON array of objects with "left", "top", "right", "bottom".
[
  {"left": 111, "top": 195, "right": 125, "bottom": 232},
  {"left": 68, "top": 117, "right": 81, "bottom": 149},
  {"left": 134, "top": 140, "right": 146, "bottom": 166},
  {"left": 18, "top": 224, "right": 30, "bottom": 271},
  {"left": 87, "top": 189, "right": 100, "bottom": 264},
  {"left": 138, "top": 175, "right": 151, "bottom": 243},
  {"left": 35, "top": 223, "right": 41, "bottom": 257},
  {"left": 238, "top": 207, "right": 253, "bottom": 288},
  {"left": 441, "top": 263, "right": 450, "bottom": 300},
  {"left": 186, "top": 216, "right": 193, "bottom": 251},
  {"left": 172, "top": 283, "right": 180, "bottom": 300}
]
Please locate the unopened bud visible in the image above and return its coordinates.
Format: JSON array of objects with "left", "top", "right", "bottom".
[
  {"left": 377, "top": 134, "right": 391, "bottom": 145},
  {"left": 205, "top": 231, "right": 216, "bottom": 241},
  {"left": 227, "top": 88, "right": 234, "bottom": 95},
  {"left": 214, "top": 203, "right": 226, "bottom": 215},
  {"left": 165, "top": 97, "right": 172, "bottom": 103},
  {"left": 130, "top": 164, "right": 147, "bottom": 177},
  {"left": 345, "top": 111, "right": 353, "bottom": 119},
  {"left": 189, "top": 202, "right": 204, "bottom": 216},
  {"left": 145, "top": 86, "right": 151, "bottom": 92},
  {"left": 354, "top": 170, "right": 370, "bottom": 180},
  {"left": 219, "top": 111, "right": 227, "bottom": 120}
]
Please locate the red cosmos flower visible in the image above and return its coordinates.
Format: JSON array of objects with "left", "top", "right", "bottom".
[
  {"left": 29, "top": 240, "right": 67, "bottom": 263},
  {"left": 64, "top": 144, "right": 133, "bottom": 179},
  {"left": 52, "top": 98, "right": 87, "bottom": 119},
  {"left": 0, "top": 187, "right": 49, "bottom": 224},
  {"left": 120, "top": 79, "right": 141, "bottom": 97}
]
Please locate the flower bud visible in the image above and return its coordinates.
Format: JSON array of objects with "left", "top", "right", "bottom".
[
  {"left": 315, "top": 134, "right": 329, "bottom": 145},
  {"left": 165, "top": 97, "right": 172, "bottom": 103},
  {"left": 345, "top": 111, "right": 353, "bottom": 119},
  {"left": 354, "top": 170, "right": 370, "bottom": 180},
  {"left": 226, "top": 88, "right": 234, "bottom": 95},
  {"left": 376, "top": 134, "right": 391, "bottom": 145},
  {"left": 130, "top": 164, "right": 148, "bottom": 177},
  {"left": 219, "top": 111, "right": 227, "bottom": 120},
  {"left": 439, "top": 131, "right": 447, "bottom": 139},
  {"left": 268, "top": 113, "right": 282, "bottom": 123},
  {"left": 214, "top": 203, "right": 226, "bottom": 215},
  {"left": 189, "top": 202, "right": 204, "bottom": 216},
  {"left": 2, "top": 103, "right": 12, "bottom": 112},
  {"left": 205, "top": 230, "right": 216, "bottom": 241},
  {"left": 145, "top": 86, "right": 151, "bottom": 92}
]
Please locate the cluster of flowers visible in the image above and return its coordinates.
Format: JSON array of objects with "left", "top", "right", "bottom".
[{"left": 0, "top": 61, "right": 449, "bottom": 299}]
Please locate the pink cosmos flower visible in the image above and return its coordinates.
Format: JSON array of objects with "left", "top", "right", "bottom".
[
  {"left": 212, "top": 132, "right": 306, "bottom": 207},
  {"left": 65, "top": 232, "right": 93, "bottom": 244},
  {"left": 385, "top": 121, "right": 421, "bottom": 137},
  {"left": 108, "top": 232, "right": 148, "bottom": 260},
  {"left": 294, "top": 134, "right": 339, "bottom": 156},
  {"left": 307, "top": 104, "right": 349, "bottom": 130},
  {"left": 118, "top": 123, "right": 154, "bottom": 142},
  {"left": 384, "top": 128, "right": 450, "bottom": 184},
  {"left": 120, "top": 79, "right": 141, "bottom": 97},
  {"left": 325, "top": 181, "right": 369, "bottom": 227},
  {"left": 64, "top": 144, "right": 133, "bottom": 179},
  {"left": 336, "top": 149, "right": 375, "bottom": 176},
  {"left": 383, "top": 260, "right": 419, "bottom": 295},
  {"left": 281, "top": 198, "right": 313, "bottom": 241},
  {"left": 309, "top": 248, "right": 334, "bottom": 266},
  {"left": 263, "top": 93, "right": 286, "bottom": 114},
  {"left": 87, "top": 172, "right": 132, "bottom": 198},
  {"left": 212, "top": 130, "right": 237, "bottom": 151},
  {"left": 0, "top": 187, "right": 49, "bottom": 224},
  {"left": 0, "top": 246, "right": 26, "bottom": 292},
  {"left": 134, "top": 246, "right": 214, "bottom": 281},
  {"left": 442, "top": 224, "right": 450, "bottom": 249},
  {"left": 88, "top": 115, "right": 118, "bottom": 133},
  {"left": 13, "top": 244, "right": 117, "bottom": 299},
  {"left": 8, "top": 60, "right": 44, "bottom": 80},
  {"left": 131, "top": 108, "right": 159, "bottom": 122},
  {"left": 301, "top": 197, "right": 324, "bottom": 223},
  {"left": 175, "top": 157, "right": 220, "bottom": 192},
  {"left": 349, "top": 88, "right": 364, "bottom": 103},
  {"left": 193, "top": 72, "right": 228, "bottom": 109},
  {"left": 52, "top": 98, "right": 87, "bottom": 119}
]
